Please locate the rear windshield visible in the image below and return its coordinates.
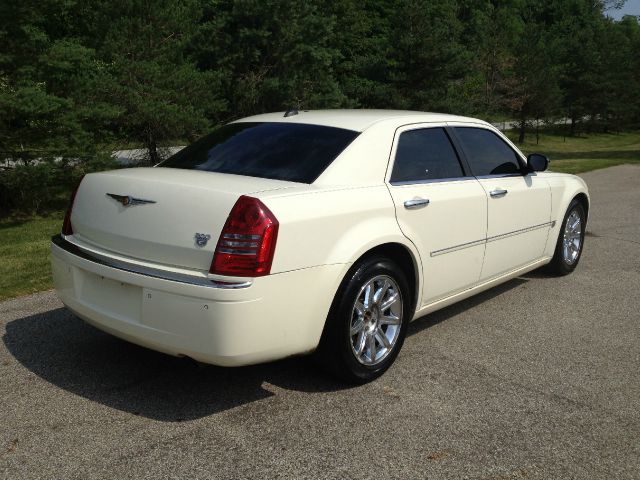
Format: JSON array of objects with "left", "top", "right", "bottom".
[{"left": 160, "top": 122, "right": 359, "bottom": 183}]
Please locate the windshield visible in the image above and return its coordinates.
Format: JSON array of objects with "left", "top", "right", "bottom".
[{"left": 160, "top": 122, "right": 360, "bottom": 183}]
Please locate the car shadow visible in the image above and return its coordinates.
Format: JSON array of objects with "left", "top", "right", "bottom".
[
  {"left": 520, "top": 269, "right": 554, "bottom": 279},
  {"left": 3, "top": 277, "right": 528, "bottom": 422},
  {"left": 2, "top": 308, "right": 345, "bottom": 422},
  {"left": 409, "top": 277, "right": 528, "bottom": 335}
]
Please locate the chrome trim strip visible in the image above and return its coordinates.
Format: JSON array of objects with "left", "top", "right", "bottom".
[
  {"left": 431, "top": 238, "right": 486, "bottom": 257},
  {"left": 390, "top": 176, "right": 474, "bottom": 186},
  {"left": 485, "top": 221, "right": 554, "bottom": 244},
  {"left": 51, "top": 235, "right": 252, "bottom": 289},
  {"left": 430, "top": 221, "right": 554, "bottom": 257},
  {"left": 475, "top": 173, "right": 523, "bottom": 179}
]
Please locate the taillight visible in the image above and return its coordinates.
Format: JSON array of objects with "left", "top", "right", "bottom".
[
  {"left": 211, "top": 196, "right": 279, "bottom": 277},
  {"left": 61, "top": 178, "right": 83, "bottom": 236}
]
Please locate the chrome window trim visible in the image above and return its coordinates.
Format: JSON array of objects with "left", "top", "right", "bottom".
[
  {"left": 389, "top": 176, "right": 475, "bottom": 187},
  {"left": 385, "top": 124, "right": 471, "bottom": 185},
  {"left": 449, "top": 125, "right": 528, "bottom": 175},
  {"left": 430, "top": 221, "right": 555, "bottom": 257},
  {"left": 474, "top": 173, "right": 526, "bottom": 180},
  {"left": 51, "top": 235, "right": 252, "bottom": 289}
]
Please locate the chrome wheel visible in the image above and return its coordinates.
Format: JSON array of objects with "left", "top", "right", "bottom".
[
  {"left": 563, "top": 210, "right": 582, "bottom": 265},
  {"left": 350, "top": 275, "right": 403, "bottom": 366}
]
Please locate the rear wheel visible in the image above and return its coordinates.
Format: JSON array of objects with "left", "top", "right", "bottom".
[
  {"left": 547, "top": 199, "right": 586, "bottom": 275},
  {"left": 316, "top": 256, "right": 411, "bottom": 383}
]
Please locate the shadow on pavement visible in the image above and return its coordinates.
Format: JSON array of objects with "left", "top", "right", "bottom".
[
  {"left": 409, "top": 277, "right": 527, "bottom": 335},
  {"left": 3, "top": 308, "right": 343, "bottom": 422},
  {"left": 3, "top": 277, "right": 528, "bottom": 422}
]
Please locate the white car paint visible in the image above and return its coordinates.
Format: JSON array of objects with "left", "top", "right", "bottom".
[{"left": 51, "top": 110, "right": 589, "bottom": 367}]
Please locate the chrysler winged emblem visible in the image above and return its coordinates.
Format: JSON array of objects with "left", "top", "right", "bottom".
[{"left": 106, "top": 193, "right": 156, "bottom": 207}]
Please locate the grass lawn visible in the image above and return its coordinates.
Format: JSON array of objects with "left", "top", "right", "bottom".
[
  {"left": 0, "top": 130, "right": 638, "bottom": 302},
  {"left": 0, "top": 213, "right": 63, "bottom": 301},
  {"left": 506, "top": 130, "right": 640, "bottom": 174}
]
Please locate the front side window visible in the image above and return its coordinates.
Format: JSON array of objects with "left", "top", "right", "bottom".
[
  {"left": 453, "top": 127, "right": 522, "bottom": 176},
  {"left": 390, "top": 128, "right": 465, "bottom": 183},
  {"left": 160, "top": 122, "right": 359, "bottom": 184}
]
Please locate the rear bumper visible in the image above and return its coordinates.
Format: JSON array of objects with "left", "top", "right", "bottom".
[{"left": 51, "top": 235, "right": 344, "bottom": 366}]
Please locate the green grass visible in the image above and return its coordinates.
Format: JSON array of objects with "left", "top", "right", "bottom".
[
  {"left": 505, "top": 130, "right": 640, "bottom": 173},
  {"left": 0, "top": 213, "right": 63, "bottom": 301}
]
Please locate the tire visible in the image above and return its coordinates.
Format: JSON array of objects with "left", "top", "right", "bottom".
[
  {"left": 546, "top": 199, "right": 586, "bottom": 275},
  {"left": 316, "top": 256, "right": 412, "bottom": 384}
]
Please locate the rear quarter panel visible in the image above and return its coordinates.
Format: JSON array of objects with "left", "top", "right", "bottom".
[{"left": 259, "top": 185, "right": 423, "bottom": 304}]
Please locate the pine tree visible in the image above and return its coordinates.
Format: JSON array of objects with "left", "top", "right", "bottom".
[{"left": 89, "top": 0, "right": 225, "bottom": 165}]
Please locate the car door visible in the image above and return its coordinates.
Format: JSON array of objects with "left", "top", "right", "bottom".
[
  {"left": 386, "top": 125, "right": 488, "bottom": 306},
  {"left": 450, "top": 125, "right": 552, "bottom": 281}
]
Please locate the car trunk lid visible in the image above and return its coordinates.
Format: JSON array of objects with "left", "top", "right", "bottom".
[{"left": 69, "top": 167, "right": 296, "bottom": 271}]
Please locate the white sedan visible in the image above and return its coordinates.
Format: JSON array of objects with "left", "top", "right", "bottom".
[{"left": 51, "top": 110, "right": 589, "bottom": 382}]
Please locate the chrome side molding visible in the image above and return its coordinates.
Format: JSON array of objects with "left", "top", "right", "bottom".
[
  {"left": 51, "top": 235, "right": 252, "bottom": 289},
  {"left": 431, "top": 238, "right": 486, "bottom": 257},
  {"left": 431, "top": 221, "right": 555, "bottom": 257},
  {"left": 485, "top": 221, "right": 554, "bottom": 244}
]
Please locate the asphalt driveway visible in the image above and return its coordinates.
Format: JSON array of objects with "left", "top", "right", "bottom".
[{"left": 1, "top": 165, "right": 639, "bottom": 479}]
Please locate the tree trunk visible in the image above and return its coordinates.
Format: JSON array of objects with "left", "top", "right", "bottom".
[
  {"left": 518, "top": 118, "right": 526, "bottom": 144},
  {"left": 145, "top": 128, "right": 160, "bottom": 167},
  {"left": 570, "top": 116, "right": 576, "bottom": 137}
]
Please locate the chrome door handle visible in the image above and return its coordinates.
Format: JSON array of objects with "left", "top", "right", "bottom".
[
  {"left": 489, "top": 189, "right": 508, "bottom": 198},
  {"left": 403, "top": 198, "right": 430, "bottom": 209}
]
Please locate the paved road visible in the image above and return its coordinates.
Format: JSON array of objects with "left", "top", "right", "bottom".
[{"left": 1, "top": 166, "right": 639, "bottom": 479}]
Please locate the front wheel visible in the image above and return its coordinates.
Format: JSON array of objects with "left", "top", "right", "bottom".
[
  {"left": 547, "top": 199, "right": 586, "bottom": 275},
  {"left": 316, "top": 257, "right": 412, "bottom": 383}
]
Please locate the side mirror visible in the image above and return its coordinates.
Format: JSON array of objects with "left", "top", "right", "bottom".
[{"left": 527, "top": 153, "right": 549, "bottom": 172}]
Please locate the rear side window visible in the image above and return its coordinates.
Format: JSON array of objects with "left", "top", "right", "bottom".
[
  {"left": 160, "top": 122, "right": 359, "bottom": 183},
  {"left": 454, "top": 127, "right": 522, "bottom": 176},
  {"left": 390, "top": 128, "right": 464, "bottom": 183}
]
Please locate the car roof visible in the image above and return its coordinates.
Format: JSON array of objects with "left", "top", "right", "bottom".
[{"left": 233, "top": 109, "right": 489, "bottom": 132}]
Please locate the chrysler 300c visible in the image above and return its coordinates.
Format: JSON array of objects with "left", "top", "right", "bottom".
[{"left": 51, "top": 110, "right": 589, "bottom": 382}]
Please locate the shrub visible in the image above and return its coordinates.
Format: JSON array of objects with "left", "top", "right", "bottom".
[{"left": 0, "top": 154, "right": 119, "bottom": 217}]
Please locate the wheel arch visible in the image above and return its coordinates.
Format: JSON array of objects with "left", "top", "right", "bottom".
[
  {"left": 316, "top": 239, "right": 421, "bottom": 365},
  {"left": 342, "top": 241, "right": 421, "bottom": 317},
  {"left": 574, "top": 192, "right": 590, "bottom": 224},
  {"left": 543, "top": 175, "right": 590, "bottom": 257}
]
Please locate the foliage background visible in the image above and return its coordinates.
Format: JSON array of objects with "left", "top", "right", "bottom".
[{"left": 1, "top": 0, "right": 639, "bottom": 216}]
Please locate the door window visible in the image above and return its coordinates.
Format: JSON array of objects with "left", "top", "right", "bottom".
[
  {"left": 454, "top": 127, "right": 522, "bottom": 176},
  {"left": 390, "top": 128, "right": 465, "bottom": 183}
]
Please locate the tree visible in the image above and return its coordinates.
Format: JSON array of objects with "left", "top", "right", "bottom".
[
  {"left": 86, "top": 0, "right": 225, "bottom": 165},
  {"left": 596, "top": 15, "right": 640, "bottom": 131},
  {"left": 329, "top": 0, "right": 397, "bottom": 109},
  {"left": 550, "top": 0, "right": 609, "bottom": 135},
  {"left": 0, "top": 0, "right": 118, "bottom": 164},
  {"left": 456, "top": 0, "right": 526, "bottom": 117},
  {"left": 196, "top": 0, "right": 346, "bottom": 119},
  {"left": 387, "top": 0, "right": 466, "bottom": 111}
]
